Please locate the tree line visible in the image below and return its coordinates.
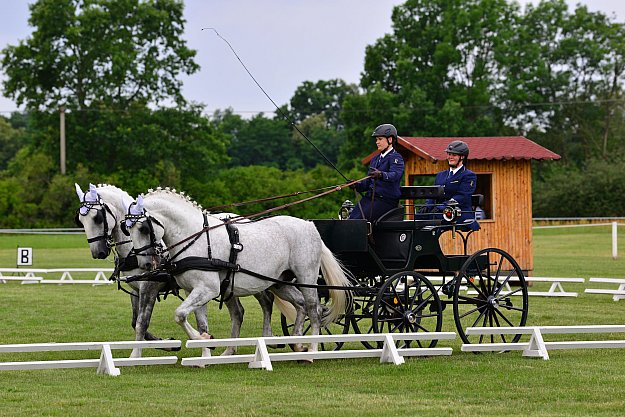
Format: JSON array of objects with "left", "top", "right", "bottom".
[{"left": 1, "top": 0, "right": 624, "bottom": 228}]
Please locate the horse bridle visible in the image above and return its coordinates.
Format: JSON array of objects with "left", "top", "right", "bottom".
[
  {"left": 122, "top": 206, "right": 166, "bottom": 260},
  {"left": 74, "top": 200, "right": 117, "bottom": 250}
]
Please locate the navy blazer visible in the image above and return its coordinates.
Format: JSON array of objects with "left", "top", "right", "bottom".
[
  {"left": 426, "top": 165, "right": 477, "bottom": 224},
  {"left": 355, "top": 148, "right": 405, "bottom": 202}
]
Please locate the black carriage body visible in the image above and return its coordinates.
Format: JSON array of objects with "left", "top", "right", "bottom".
[
  {"left": 313, "top": 186, "right": 477, "bottom": 278},
  {"left": 313, "top": 218, "right": 471, "bottom": 278}
]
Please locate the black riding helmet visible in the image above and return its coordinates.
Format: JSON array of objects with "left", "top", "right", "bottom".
[
  {"left": 445, "top": 140, "right": 469, "bottom": 159},
  {"left": 371, "top": 123, "right": 397, "bottom": 146},
  {"left": 371, "top": 123, "right": 397, "bottom": 139}
]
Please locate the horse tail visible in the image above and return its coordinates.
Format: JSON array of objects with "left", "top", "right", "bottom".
[
  {"left": 320, "top": 243, "right": 353, "bottom": 326},
  {"left": 273, "top": 295, "right": 297, "bottom": 323}
]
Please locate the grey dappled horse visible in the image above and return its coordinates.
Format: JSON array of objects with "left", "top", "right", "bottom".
[
  {"left": 74, "top": 183, "right": 276, "bottom": 357},
  {"left": 124, "top": 188, "right": 352, "bottom": 356}
]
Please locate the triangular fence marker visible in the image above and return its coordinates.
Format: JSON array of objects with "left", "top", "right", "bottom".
[
  {"left": 380, "top": 334, "right": 404, "bottom": 365},
  {"left": 248, "top": 338, "right": 272, "bottom": 371},
  {"left": 523, "top": 328, "right": 549, "bottom": 360},
  {"left": 97, "top": 344, "right": 121, "bottom": 376}
]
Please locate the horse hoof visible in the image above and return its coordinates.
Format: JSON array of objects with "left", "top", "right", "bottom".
[
  {"left": 158, "top": 337, "right": 182, "bottom": 352},
  {"left": 268, "top": 344, "right": 286, "bottom": 349},
  {"left": 200, "top": 332, "right": 215, "bottom": 350},
  {"left": 297, "top": 358, "right": 314, "bottom": 364}
]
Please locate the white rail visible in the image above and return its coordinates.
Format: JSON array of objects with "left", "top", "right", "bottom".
[
  {"left": 0, "top": 340, "right": 181, "bottom": 376},
  {"left": 182, "top": 332, "right": 456, "bottom": 371},
  {"left": 0, "top": 268, "right": 114, "bottom": 285},
  {"left": 461, "top": 325, "right": 625, "bottom": 360}
]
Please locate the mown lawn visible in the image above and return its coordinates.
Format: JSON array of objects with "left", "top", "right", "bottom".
[{"left": 0, "top": 226, "right": 624, "bottom": 416}]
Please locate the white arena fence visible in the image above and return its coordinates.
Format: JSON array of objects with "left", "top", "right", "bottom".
[
  {"left": 0, "top": 340, "right": 181, "bottom": 376},
  {"left": 182, "top": 332, "right": 456, "bottom": 371},
  {"left": 461, "top": 325, "right": 625, "bottom": 360},
  {"left": 4, "top": 327, "right": 625, "bottom": 375},
  {"left": 0, "top": 228, "right": 84, "bottom": 235},
  {"left": 533, "top": 220, "right": 624, "bottom": 260},
  {"left": 0, "top": 268, "right": 114, "bottom": 285}
]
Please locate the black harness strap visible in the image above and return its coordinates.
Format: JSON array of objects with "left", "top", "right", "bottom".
[
  {"left": 204, "top": 213, "right": 212, "bottom": 260},
  {"left": 218, "top": 223, "right": 244, "bottom": 309}
]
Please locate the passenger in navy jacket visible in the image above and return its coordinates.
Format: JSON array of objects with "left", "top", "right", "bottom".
[
  {"left": 348, "top": 124, "right": 405, "bottom": 221},
  {"left": 422, "top": 140, "right": 479, "bottom": 230}
]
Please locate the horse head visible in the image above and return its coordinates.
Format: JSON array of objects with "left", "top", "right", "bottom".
[
  {"left": 123, "top": 195, "right": 166, "bottom": 271},
  {"left": 74, "top": 183, "right": 117, "bottom": 259}
]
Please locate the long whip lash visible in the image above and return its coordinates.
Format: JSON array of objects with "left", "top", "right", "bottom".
[{"left": 202, "top": 27, "right": 349, "bottom": 181}]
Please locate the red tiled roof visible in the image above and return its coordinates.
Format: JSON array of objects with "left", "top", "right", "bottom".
[{"left": 362, "top": 136, "right": 560, "bottom": 163}]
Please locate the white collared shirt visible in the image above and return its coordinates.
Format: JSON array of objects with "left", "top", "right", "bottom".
[
  {"left": 380, "top": 146, "right": 394, "bottom": 159},
  {"left": 449, "top": 165, "right": 463, "bottom": 176}
]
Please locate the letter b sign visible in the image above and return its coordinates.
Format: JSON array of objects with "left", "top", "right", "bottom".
[{"left": 17, "top": 247, "right": 33, "bottom": 266}]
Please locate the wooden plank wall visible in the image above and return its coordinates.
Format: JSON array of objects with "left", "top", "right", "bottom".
[{"left": 404, "top": 156, "right": 533, "bottom": 272}]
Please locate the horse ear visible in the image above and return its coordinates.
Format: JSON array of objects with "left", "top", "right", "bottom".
[
  {"left": 75, "top": 183, "right": 84, "bottom": 201},
  {"left": 87, "top": 183, "right": 98, "bottom": 202},
  {"left": 136, "top": 195, "right": 145, "bottom": 212}
]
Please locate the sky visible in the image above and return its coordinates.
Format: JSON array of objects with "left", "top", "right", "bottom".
[{"left": 1, "top": 0, "right": 624, "bottom": 116}]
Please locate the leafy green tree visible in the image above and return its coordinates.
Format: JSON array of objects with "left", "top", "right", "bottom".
[
  {"left": 359, "top": 0, "right": 514, "bottom": 133},
  {"left": 1, "top": 0, "right": 198, "bottom": 111},
  {"left": 289, "top": 79, "right": 358, "bottom": 128},
  {"left": 532, "top": 157, "right": 625, "bottom": 217},
  {"left": 0, "top": 116, "right": 25, "bottom": 170},
  {"left": 291, "top": 113, "right": 346, "bottom": 169},
  {"left": 502, "top": 1, "right": 625, "bottom": 163},
  {"left": 217, "top": 112, "right": 294, "bottom": 170},
  {"left": 198, "top": 165, "right": 354, "bottom": 220}
]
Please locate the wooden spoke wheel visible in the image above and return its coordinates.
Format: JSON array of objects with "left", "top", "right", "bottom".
[
  {"left": 453, "top": 248, "right": 529, "bottom": 345},
  {"left": 372, "top": 271, "right": 443, "bottom": 348}
]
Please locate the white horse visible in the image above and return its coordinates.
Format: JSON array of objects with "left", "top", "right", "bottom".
[
  {"left": 74, "top": 183, "right": 276, "bottom": 357},
  {"left": 123, "top": 188, "right": 352, "bottom": 355}
]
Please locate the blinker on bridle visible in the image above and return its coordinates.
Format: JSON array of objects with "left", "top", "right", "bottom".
[
  {"left": 123, "top": 204, "right": 165, "bottom": 258},
  {"left": 75, "top": 197, "right": 117, "bottom": 247}
]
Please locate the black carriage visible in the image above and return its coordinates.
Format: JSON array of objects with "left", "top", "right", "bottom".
[{"left": 281, "top": 185, "right": 529, "bottom": 348}]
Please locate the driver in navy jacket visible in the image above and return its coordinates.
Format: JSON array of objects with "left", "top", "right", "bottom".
[
  {"left": 421, "top": 140, "right": 479, "bottom": 230},
  {"left": 348, "top": 124, "right": 405, "bottom": 221}
]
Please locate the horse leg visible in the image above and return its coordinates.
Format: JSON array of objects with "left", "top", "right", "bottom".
[
  {"left": 190, "top": 299, "right": 211, "bottom": 358},
  {"left": 300, "top": 287, "right": 322, "bottom": 354},
  {"left": 270, "top": 286, "right": 307, "bottom": 352},
  {"left": 221, "top": 297, "right": 244, "bottom": 356},
  {"left": 130, "top": 281, "right": 163, "bottom": 358},
  {"left": 255, "top": 291, "right": 274, "bottom": 337},
  {"left": 174, "top": 286, "right": 215, "bottom": 341},
  {"left": 255, "top": 291, "right": 287, "bottom": 348}
]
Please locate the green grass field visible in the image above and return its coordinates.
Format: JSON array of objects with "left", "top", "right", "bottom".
[{"left": 0, "top": 226, "right": 624, "bottom": 416}]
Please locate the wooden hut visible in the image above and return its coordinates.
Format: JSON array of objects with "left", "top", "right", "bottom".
[{"left": 363, "top": 136, "right": 560, "bottom": 274}]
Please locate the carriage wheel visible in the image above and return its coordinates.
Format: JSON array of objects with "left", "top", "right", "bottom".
[
  {"left": 453, "top": 248, "right": 529, "bottom": 345},
  {"left": 348, "top": 299, "right": 378, "bottom": 350},
  {"left": 280, "top": 312, "right": 350, "bottom": 351},
  {"left": 372, "top": 271, "right": 443, "bottom": 348}
]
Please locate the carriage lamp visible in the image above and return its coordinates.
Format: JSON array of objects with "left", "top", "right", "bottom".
[
  {"left": 442, "top": 199, "right": 461, "bottom": 222},
  {"left": 339, "top": 200, "right": 355, "bottom": 220}
]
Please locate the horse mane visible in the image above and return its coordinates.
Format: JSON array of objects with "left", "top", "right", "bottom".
[
  {"left": 142, "top": 187, "right": 206, "bottom": 214},
  {"left": 94, "top": 183, "right": 133, "bottom": 205}
]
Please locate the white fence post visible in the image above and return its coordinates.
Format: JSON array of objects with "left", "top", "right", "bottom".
[{"left": 613, "top": 222, "right": 618, "bottom": 260}]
